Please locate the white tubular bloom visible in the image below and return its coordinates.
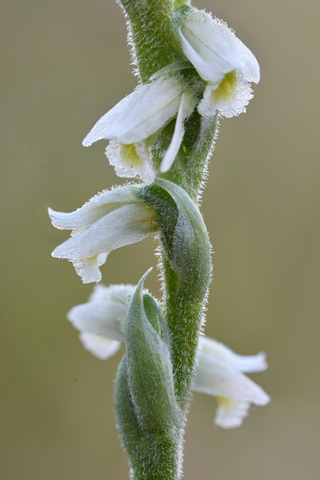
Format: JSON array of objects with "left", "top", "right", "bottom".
[
  {"left": 49, "top": 186, "right": 157, "bottom": 283},
  {"left": 178, "top": 10, "right": 260, "bottom": 118},
  {"left": 193, "top": 336, "right": 270, "bottom": 428},
  {"left": 82, "top": 75, "right": 196, "bottom": 181},
  {"left": 68, "top": 284, "right": 136, "bottom": 360}
]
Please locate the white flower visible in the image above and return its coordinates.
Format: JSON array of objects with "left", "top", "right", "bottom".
[
  {"left": 82, "top": 75, "right": 196, "bottom": 180},
  {"left": 178, "top": 10, "right": 260, "bottom": 118},
  {"left": 193, "top": 336, "right": 270, "bottom": 428},
  {"left": 49, "top": 186, "right": 157, "bottom": 283},
  {"left": 68, "top": 284, "right": 133, "bottom": 359},
  {"left": 67, "top": 285, "right": 269, "bottom": 428}
]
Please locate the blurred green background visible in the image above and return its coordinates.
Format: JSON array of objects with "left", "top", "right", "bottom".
[{"left": 1, "top": 1, "right": 320, "bottom": 479}]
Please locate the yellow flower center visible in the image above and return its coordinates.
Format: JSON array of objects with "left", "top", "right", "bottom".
[
  {"left": 212, "top": 70, "right": 237, "bottom": 102},
  {"left": 120, "top": 143, "right": 144, "bottom": 168}
]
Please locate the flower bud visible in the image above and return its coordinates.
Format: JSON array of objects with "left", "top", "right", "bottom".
[{"left": 126, "top": 269, "right": 180, "bottom": 433}]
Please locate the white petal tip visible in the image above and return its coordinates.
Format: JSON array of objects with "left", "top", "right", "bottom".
[
  {"left": 159, "top": 163, "right": 170, "bottom": 174},
  {"left": 214, "top": 399, "right": 250, "bottom": 429},
  {"left": 51, "top": 247, "right": 63, "bottom": 259},
  {"left": 82, "top": 137, "right": 92, "bottom": 147},
  {"left": 74, "top": 256, "right": 106, "bottom": 284},
  {"left": 79, "top": 333, "right": 121, "bottom": 360},
  {"left": 48, "top": 207, "right": 59, "bottom": 226},
  {"left": 255, "top": 352, "right": 268, "bottom": 371},
  {"left": 81, "top": 274, "right": 102, "bottom": 284},
  {"left": 254, "top": 390, "right": 270, "bottom": 406},
  {"left": 51, "top": 243, "right": 71, "bottom": 259}
]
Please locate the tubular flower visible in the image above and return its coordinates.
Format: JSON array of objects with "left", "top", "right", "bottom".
[
  {"left": 49, "top": 186, "right": 157, "bottom": 283},
  {"left": 82, "top": 75, "right": 196, "bottom": 181},
  {"left": 193, "top": 336, "right": 270, "bottom": 428},
  {"left": 177, "top": 10, "right": 260, "bottom": 118},
  {"left": 67, "top": 285, "right": 269, "bottom": 428}
]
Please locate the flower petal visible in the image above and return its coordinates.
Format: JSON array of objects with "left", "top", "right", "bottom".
[
  {"left": 234, "top": 35, "right": 260, "bottom": 84},
  {"left": 82, "top": 94, "right": 133, "bottom": 147},
  {"left": 179, "top": 13, "right": 245, "bottom": 85},
  {"left": 214, "top": 397, "right": 251, "bottom": 429},
  {"left": 200, "top": 336, "right": 267, "bottom": 373},
  {"left": 160, "top": 92, "right": 194, "bottom": 173},
  {"left": 198, "top": 79, "right": 253, "bottom": 118},
  {"left": 79, "top": 333, "right": 121, "bottom": 360},
  {"left": 51, "top": 203, "right": 157, "bottom": 282},
  {"left": 179, "top": 27, "right": 231, "bottom": 86},
  {"left": 83, "top": 76, "right": 186, "bottom": 146},
  {"left": 73, "top": 253, "right": 108, "bottom": 284},
  {"left": 193, "top": 351, "right": 270, "bottom": 406},
  {"left": 52, "top": 203, "right": 156, "bottom": 260},
  {"left": 106, "top": 140, "right": 156, "bottom": 183},
  {"left": 68, "top": 300, "right": 126, "bottom": 341},
  {"left": 89, "top": 283, "right": 136, "bottom": 303},
  {"left": 48, "top": 185, "right": 140, "bottom": 231},
  {"left": 68, "top": 284, "right": 139, "bottom": 357}
]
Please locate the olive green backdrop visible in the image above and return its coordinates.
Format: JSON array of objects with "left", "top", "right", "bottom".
[{"left": 1, "top": 1, "right": 319, "bottom": 479}]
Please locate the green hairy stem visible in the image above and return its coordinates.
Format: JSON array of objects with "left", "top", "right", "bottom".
[
  {"left": 114, "top": 1, "right": 214, "bottom": 478},
  {"left": 118, "top": 0, "right": 177, "bottom": 82}
]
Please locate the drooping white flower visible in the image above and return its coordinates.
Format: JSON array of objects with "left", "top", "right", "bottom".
[
  {"left": 49, "top": 186, "right": 157, "bottom": 283},
  {"left": 178, "top": 10, "right": 260, "bottom": 118},
  {"left": 68, "top": 284, "right": 134, "bottom": 359},
  {"left": 193, "top": 336, "right": 270, "bottom": 428},
  {"left": 82, "top": 75, "right": 196, "bottom": 181}
]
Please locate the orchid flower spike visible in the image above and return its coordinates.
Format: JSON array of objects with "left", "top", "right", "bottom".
[
  {"left": 193, "top": 336, "right": 270, "bottom": 428},
  {"left": 82, "top": 75, "right": 196, "bottom": 181},
  {"left": 177, "top": 9, "right": 260, "bottom": 118},
  {"left": 49, "top": 186, "right": 157, "bottom": 283}
]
